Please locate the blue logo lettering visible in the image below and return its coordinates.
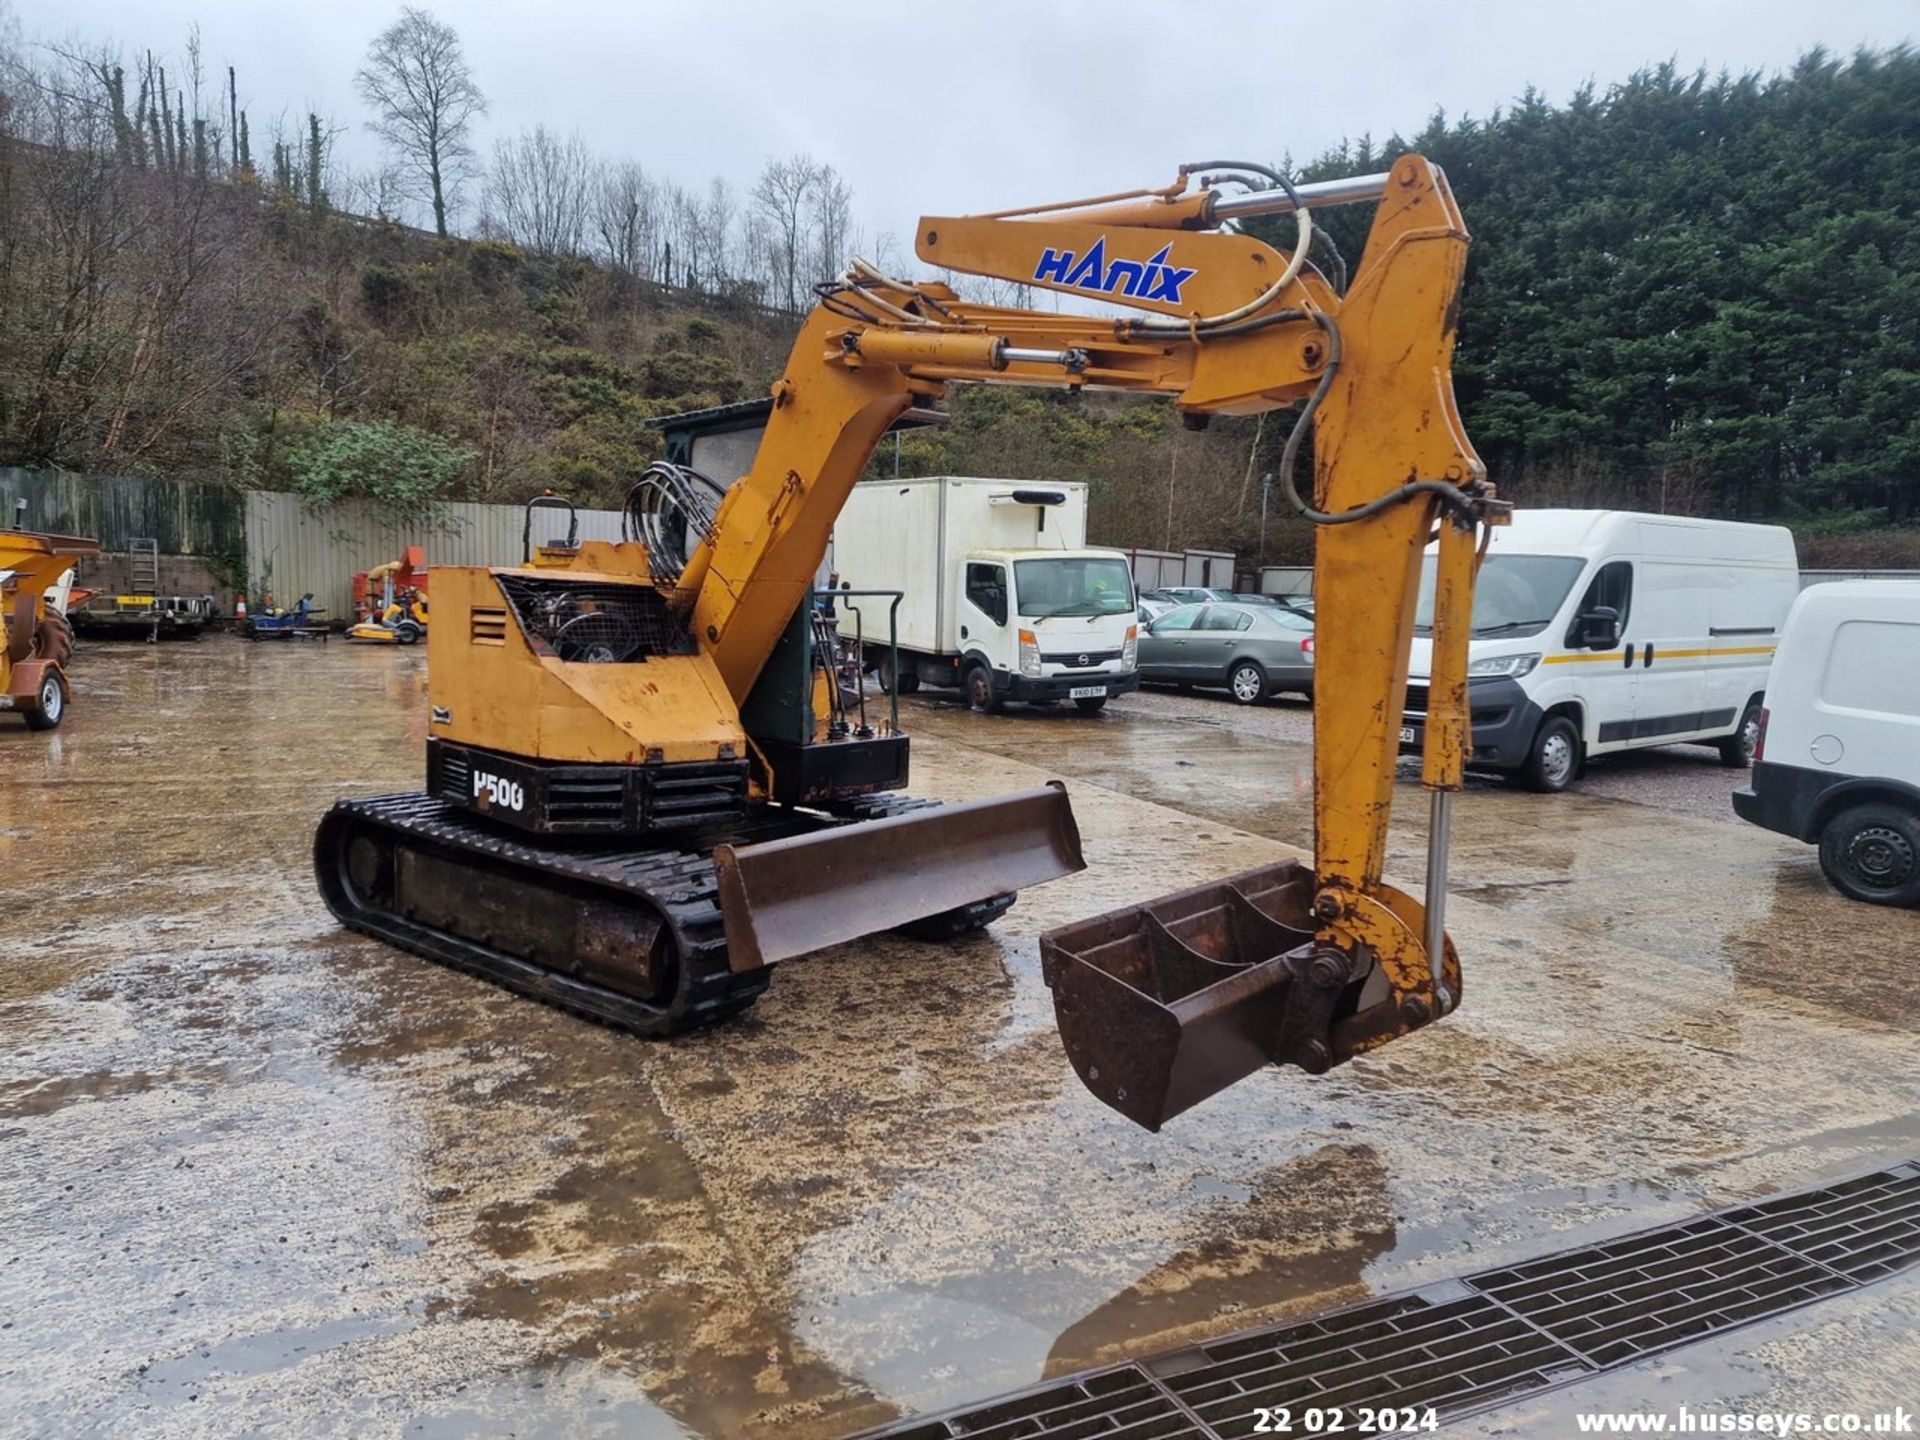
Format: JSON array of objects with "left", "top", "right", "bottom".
[{"left": 1030, "top": 237, "right": 1196, "bottom": 305}]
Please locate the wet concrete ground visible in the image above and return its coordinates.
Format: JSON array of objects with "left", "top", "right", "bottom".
[{"left": 2, "top": 639, "right": 1916, "bottom": 1438}]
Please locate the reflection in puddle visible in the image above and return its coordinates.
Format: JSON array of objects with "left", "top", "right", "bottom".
[
  {"left": 792, "top": 1144, "right": 1396, "bottom": 1417},
  {"left": 400, "top": 1363, "right": 694, "bottom": 1440}
]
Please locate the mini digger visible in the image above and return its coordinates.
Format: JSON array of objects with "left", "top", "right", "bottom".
[
  {"left": 346, "top": 547, "right": 430, "bottom": 645},
  {"left": 317, "top": 155, "right": 1502, "bottom": 1129}
]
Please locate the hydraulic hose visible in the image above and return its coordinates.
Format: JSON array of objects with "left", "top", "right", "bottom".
[
  {"left": 1270, "top": 310, "right": 1481, "bottom": 528},
  {"left": 1125, "top": 160, "right": 1313, "bottom": 338}
]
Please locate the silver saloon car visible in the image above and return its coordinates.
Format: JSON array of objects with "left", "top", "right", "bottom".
[{"left": 1137, "top": 602, "right": 1315, "bottom": 703}]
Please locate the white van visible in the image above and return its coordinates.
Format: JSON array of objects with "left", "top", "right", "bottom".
[
  {"left": 1401, "top": 510, "right": 1799, "bottom": 791},
  {"left": 1733, "top": 581, "right": 1920, "bottom": 906}
]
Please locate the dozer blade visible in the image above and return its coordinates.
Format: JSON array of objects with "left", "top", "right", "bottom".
[
  {"left": 1042, "top": 861, "right": 1421, "bottom": 1131},
  {"left": 712, "top": 781, "right": 1084, "bottom": 972}
]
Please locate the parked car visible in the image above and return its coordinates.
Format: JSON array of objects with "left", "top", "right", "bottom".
[
  {"left": 1236, "top": 592, "right": 1315, "bottom": 620},
  {"left": 1138, "top": 602, "right": 1314, "bottom": 703},
  {"left": 1149, "top": 586, "right": 1239, "bottom": 608},
  {"left": 1733, "top": 580, "right": 1920, "bottom": 906}
]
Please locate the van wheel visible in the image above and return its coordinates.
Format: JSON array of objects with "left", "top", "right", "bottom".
[
  {"left": 1818, "top": 803, "right": 1920, "bottom": 907},
  {"left": 1228, "top": 661, "right": 1268, "bottom": 705},
  {"left": 1521, "top": 715, "right": 1581, "bottom": 793},
  {"left": 1718, "top": 700, "right": 1762, "bottom": 767},
  {"left": 963, "top": 662, "right": 1002, "bottom": 714}
]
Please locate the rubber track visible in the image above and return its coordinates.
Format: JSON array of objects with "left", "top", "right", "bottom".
[{"left": 317, "top": 792, "right": 770, "bottom": 1036}]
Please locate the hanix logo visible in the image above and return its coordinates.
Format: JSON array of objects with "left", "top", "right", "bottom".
[{"left": 1032, "top": 238, "right": 1196, "bottom": 304}]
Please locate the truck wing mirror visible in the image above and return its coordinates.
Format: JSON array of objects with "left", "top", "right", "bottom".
[{"left": 1576, "top": 605, "right": 1620, "bottom": 650}]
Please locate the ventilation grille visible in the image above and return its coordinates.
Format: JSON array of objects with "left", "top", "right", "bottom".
[
  {"left": 432, "top": 746, "right": 471, "bottom": 805},
  {"left": 856, "top": 1162, "right": 1920, "bottom": 1440},
  {"left": 470, "top": 606, "right": 508, "bottom": 646},
  {"left": 545, "top": 776, "right": 625, "bottom": 823},
  {"left": 1403, "top": 682, "right": 1429, "bottom": 716},
  {"left": 494, "top": 575, "right": 689, "bottom": 663}
]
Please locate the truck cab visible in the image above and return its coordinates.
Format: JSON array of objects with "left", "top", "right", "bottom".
[
  {"left": 955, "top": 546, "right": 1140, "bottom": 711},
  {"left": 834, "top": 477, "right": 1140, "bottom": 713}
]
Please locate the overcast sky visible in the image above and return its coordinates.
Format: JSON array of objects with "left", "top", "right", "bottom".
[{"left": 18, "top": 0, "right": 1919, "bottom": 241}]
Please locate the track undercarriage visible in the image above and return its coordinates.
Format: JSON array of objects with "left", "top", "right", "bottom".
[{"left": 314, "top": 788, "right": 1057, "bottom": 1034}]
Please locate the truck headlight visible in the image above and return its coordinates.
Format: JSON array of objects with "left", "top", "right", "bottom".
[
  {"left": 1018, "top": 628, "right": 1041, "bottom": 676},
  {"left": 1123, "top": 624, "right": 1138, "bottom": 669},
  {"left": 1467, "top": 653, "right": 1541, "bottom": 679}
]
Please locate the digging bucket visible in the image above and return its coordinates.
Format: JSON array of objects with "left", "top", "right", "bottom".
[
  {"left": 1040, "top": 860, "right": 1331, "bottom": 1131},
  {"left": 713, "top": 781, "right": 1085, "bottom": 972}
]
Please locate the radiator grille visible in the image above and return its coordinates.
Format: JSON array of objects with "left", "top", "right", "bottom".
[
  {"left": 1041, "top": 648, "right": 1124, "bottom": 667},
  {"left": 494, "top": 575, "right": 690, "bottom": 662}
]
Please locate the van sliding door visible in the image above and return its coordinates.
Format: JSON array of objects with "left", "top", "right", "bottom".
[{"left": 1632, "top": 561, "right": 1712, "bottom": 740}]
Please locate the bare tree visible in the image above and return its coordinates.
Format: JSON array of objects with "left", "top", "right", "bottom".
[
  {"left": 699, "top": 176, "right": 736, "bottom": 291},
  {"left": 486, "top": 126, "right": 592, "bottom": 256},
  {"left": 355, "top": 7, "right": 484, "bottom": 236},
  {"left": 750, "top": 152, "right": 820, "bottom": 313},
  {"left": 809, "top": 162, "right": 854, "bottom": 288},
  {"left": 591, "top": 158, "right": 657, "bottom": 277}
]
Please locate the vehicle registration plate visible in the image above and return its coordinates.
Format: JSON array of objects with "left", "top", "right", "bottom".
[
  {"left": 1070, "top": 686, "right": 1107, "bottom": 700},
  {"left": 1399, "top": 725, "right": 1417, "bottom": 745}
]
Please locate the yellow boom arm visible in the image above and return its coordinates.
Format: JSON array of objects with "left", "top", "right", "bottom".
[{"left": 673, "top": 155, "right": 1496, "bottom": 1123}]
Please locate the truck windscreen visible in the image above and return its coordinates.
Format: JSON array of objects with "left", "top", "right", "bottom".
[
  {"left": 1413, "top": 553, "right": 1585, "bottom": 639},
  {"left": 1014, "top": 557, "right": 1137, "bottom": 619}
]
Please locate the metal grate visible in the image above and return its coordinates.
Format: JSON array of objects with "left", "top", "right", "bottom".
[
  {"left": 875, "top": 1364, "right": 1206, "bottom": 1439},
  {"left": 1469, "top": 1217, "right": 1850, "bottom": 1369},
  {"left": 1156, "top": 1291, "right": 1588, "bottom": 1432},
  {"left": 1723, "top": 1164, "right": 1920, "bottom": 1282},
  {"left": 854, "top": 1162, "right": 1920, "bottom": 1439},
  {"left": 494, "top": 574, "right": 691, "bottom": 663}
]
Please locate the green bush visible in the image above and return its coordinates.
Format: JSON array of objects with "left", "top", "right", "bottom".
[{"left": 285, "top": 419, "right": 474, "bottom": 516}]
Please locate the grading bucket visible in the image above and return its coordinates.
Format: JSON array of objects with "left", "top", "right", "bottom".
[{"left": 1041, "top": 860, "right": 1368, "bottom": 1130}]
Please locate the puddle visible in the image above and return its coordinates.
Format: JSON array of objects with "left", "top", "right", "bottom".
[{"left": 4, "top": 640, "right": 1917, "bottom": 1436}]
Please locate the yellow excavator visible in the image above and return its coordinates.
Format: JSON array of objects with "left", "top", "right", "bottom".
[{"left": 316, "top": 155, "right": 1499, "bottom": 1129}]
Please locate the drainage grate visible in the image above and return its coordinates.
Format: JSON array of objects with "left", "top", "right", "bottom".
[
  {"left": 854, "top": 1162, "right": 1920, "bottom": 1439},
  {"left": 872, "top": 1364, "right": 1206, "bottom": 1439}
]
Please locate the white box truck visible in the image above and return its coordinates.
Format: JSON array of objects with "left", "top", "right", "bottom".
[
  {"left": 1733, "top": 580, "right": 1920, "bottom": 906},
  {"left": 833, "top": 477, "right": 1140, "bottom": 712},
  {"left": 1400, "top": 509, "right": 1799, "bottom": 790}
]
